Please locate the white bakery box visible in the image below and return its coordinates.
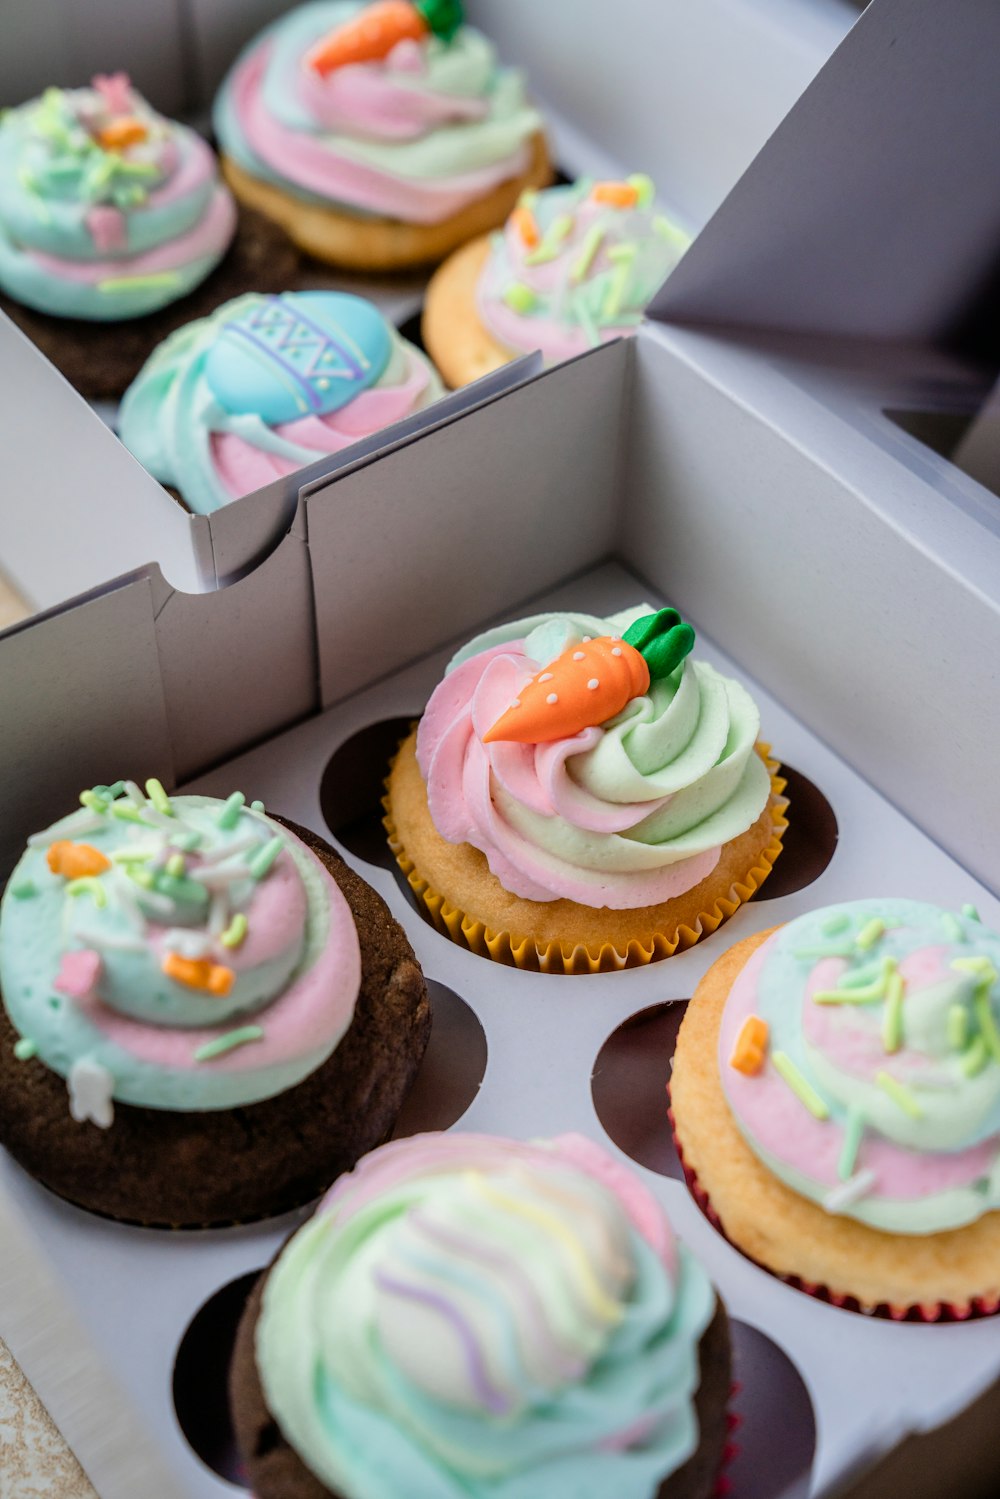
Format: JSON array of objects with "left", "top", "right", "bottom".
[{"left": 2, "top": 1, "right": 1000, "bottom": 1497}]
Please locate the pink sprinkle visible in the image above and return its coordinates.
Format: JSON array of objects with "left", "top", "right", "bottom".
[
  {"left": 387, "top": 37, "right": 425, "bottom": 72},
  {"left": 546, "top": 693, "right": 558, "bottom": 704},
  {"left": 92, "top": 72, "right": 133, "bottom": 115},
  {"left": 86, "top": 205, "right": 126, "bottom": 253},
  {"left": 54, "top": 949, "right": 103, "bottom": 1002}
]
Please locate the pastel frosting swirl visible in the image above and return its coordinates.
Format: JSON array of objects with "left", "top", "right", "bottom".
[
  {"left": 118, "top": 289, "right": 443, "bottom": 514},
  {"left": 257, "top": 1131, "right": 716, "bottom": 1499},
  {"left": 416, "top": 607, "right": 771, "bottom": 909},
  {"left": 477, "top": 178, "right": 690, "bottom": 363},
  {"left": 720, "top": 899, "right": 1000, "bottom": 1234},
  {"left": 0, "top": 76, "right": 235, "bottom": 320},
  {"left": 0, "top": 783, "right": 360, "bottom": 1120},
  {"left": 213, "top": 1, "right": 541, "bottom": 225}
]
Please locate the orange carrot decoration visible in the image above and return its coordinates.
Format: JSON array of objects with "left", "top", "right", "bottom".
[
  {"left": 47, "top": 841, "right": 111, "bottom": 879},
  {"left": 305, "top": 0, "right": 463, "bottom": 75},
  {"left": 510, "top": 204, "right": 540, "bottom": 249},
  {"left": 483, "top": 608, "right": 695, "bottom": 745},
  {"left": 729, "top": 1015, "right": 769, "bottom": 1075},
  {"left": 162, "top": 953, "right": 235, "bottom": 997},
  {"left": 591, "top": 181, "right": 640, "bottom": 209},
  {"left": 97, "top": 117, "right": 148, "bottom": 150}
]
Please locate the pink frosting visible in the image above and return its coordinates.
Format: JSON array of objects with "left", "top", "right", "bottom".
[
  {"left": 55, "top": 949, "right": 102, "bottom": 1002},
  {"left": 296, "top": 54, "right": 488, "bottom": 138},
  {"left": 720, "top": 935, "right": 995, "bottom": 1198},
  {"left": 228, "top": 40, "right": 530, "bottom": 225},
  {"left": 209, "top": 346, "right": 433, "bottom": 499},
  {"left": 476, "top": 293, "right": 636, "bottom": 364},
  {"left": 415, "top": 642, "right": 720, "bottom": 909},
  {"left": 29, "top": 185, "right": 236, "bottom": 283},
  {"left": 85, "top": 206, "right": 126, "bottom": 254}
]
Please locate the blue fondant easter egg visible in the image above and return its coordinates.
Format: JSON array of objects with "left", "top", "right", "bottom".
[{"left": 203, "top": 291, "right": 392, "bottom": 424}]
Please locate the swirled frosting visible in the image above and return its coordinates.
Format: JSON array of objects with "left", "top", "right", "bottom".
[
  {"left": 118, "top": 289, "right": 443, "bottom": 514},
  {"left": 415, "top": 606, "right": 771, "bottom": 909},
  {"left": 213, "top": 1, "right": 541, "bottom": 225},
  {"left": 0, "top": 783, "right": 360, "bottom": 1121},
  {"left": 256, "top": 1131, "right": 716, "bottom": 1499},
  {"left": 477, "top": 178, "right": 690, "bottom": 363},
  {"left": 720, "top": 899, "right": 1000, "bottom": 1234},
  {"left": 0, "top": 76, "right": 235, "bottom": 320}
]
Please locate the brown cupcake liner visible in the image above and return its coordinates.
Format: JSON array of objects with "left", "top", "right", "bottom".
[
  {"left": 383, "top": 746, "right": 788, "bottom": 975},
  {"left": 667, "top": 1104, "right": 1000, "bottom": 1323}
]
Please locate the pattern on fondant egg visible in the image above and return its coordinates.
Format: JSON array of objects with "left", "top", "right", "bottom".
[{"left": 204, "top": 291, "right": 392, "bottom": 423}]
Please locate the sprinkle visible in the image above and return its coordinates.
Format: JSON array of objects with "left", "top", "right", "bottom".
[
  {"left": 124, "top": 780, "right": 146, "bottom": 805},
  {"left": 838, "top": 1107, "right": 866, "bottom": 1180},
  {"left": 772, "top": 1051, "right": 830, "bottom": 1119},
  {"left": 510, "top": 204, "right": 539, "bottom": 248},
  {"left": 47, "top": 841, "right": 111, "bottom": 879},
  {"left": 250, "top": 800, "right": 265, "bottom": 813},
  {"left": 220, "top": 913, "right": 249, "bottom": 949},
  {"left": 961, "top": 1036, "right": 990, "bottom": 1078},
  {"left": 197, "top": 864, "right": 252, "bottom": 890},
  {"left": 626, "top": 172, "right": 655, "bottom": 208},
  {"left": 823, "top": 1169, "right": 877, "bottom": 1215},
  {"left": 109, "top": 845, "right": 156, "bottom": 864},
  {"left": 217, "top": 792, "right": 245, "bottom": 830},
  {"left": 974, "top": 986, "right": 1000, "bottom": 1063},
  {"left": 10, "top": 881, "right": 36, "bottom": 900},
  {"left": 67, "top": 1058, "right": 115, "bottom": 1128},
  {"left": 948, "top": 1004, "right": 969, "bottom": 1050},
  {"left": 128, "top": 866, "right": 154, "bottom": 888},
  {"left": 111, "top": 803, "right": 152, "bottom": 825},
  {"left": 79, "top": 790, "right": 108, "bottom": 815},
  {"left": 28, "top": 811, "right": 103, "bottom": 846},
  {"left": 587, "top": 678, "right": 600, "bottom": 690},
  {"left": 65, "top": 877, "right": 107, "bottom": 908},
  {"left": 881, "top": 971, "right": 905, "bottom": 1053},
  {"left": 97, "top": 271, "right": 182, "bottom": 293},
  {"left": 838, "top": 956, "right": 892, "bottom": 990},
  {"left": 607, "top": 241, "right": 638, "bottom": 265},
  {"left": 962, "top": 904, "right": 981, "bottom": 922},
  {"left": 876, "top": 1071, "right": 923, "bottom": 1119},
  {"left": 164, "top": 929, "right": 213, "bottom": 960},
  {"left": 821, "top": 912, "right": 851, "bottom": 936},
  {"left": 653, "top": 213, "right": 687, "bottom": 247},
  {"left": 602, "top": 262, "right": 633, "bottom": 322},
  {"left": 208, "top": 893, "right": 229, "bottom": 937},
  {"left": 729, "top": 1015, "right": 769, "bottom": 1075},
  {"left": 856, "top": 918, "right": 885, "bottom": 951},
  {"left": 571, "top": 222, "right": 605, "bottom": 282},
  {"left": 794, "top": 944, "right": 856, "bottom": 961},
  {"left": 194, "top": 1026, "right": 264, "bottom": 1062},
  {"left": 524, "top": 213, "right": 573, "bottom": 265},
  {"left": 165, "top": 853, "right": 185, "bottom": 878},
  {"left": 99, "top": 780, "right": 127, "bottom": 800},
  {"left": 546, "top": 693, "right": 559, "bottom": 705},
  {"left": 73, "top": 927, "right": 145, "bottom": 953},
  {"left": 247, "top": 836, "right": 285, "bottom": 881},
  {"left": 591, "top": 180, "right": 638, "bottom": 208},
  {"left": 145, "top": 778, "right": 173, "bottom": 817},
  {"left": 162, "top": 953, "right": 234, "bottom": 996},
  {"left": 942, "top": 913, "right": 965, "bottom": 942},
  {"left": 14, "top": 1039, "right": 37, "bottom": 1061},
  {"left": 169, "top": 830, "right": 203, "bottom": 852},
  {"left": 502, "top": 281, "right": 537, "bottom": 314},
  {"left": 157, "top": 873, "right": 209, "bottom": 905}
]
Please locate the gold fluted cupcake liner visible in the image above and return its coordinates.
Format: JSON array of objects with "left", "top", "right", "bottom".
[{"left": 383, "top": 743, "right": 788, "bottom": 975}]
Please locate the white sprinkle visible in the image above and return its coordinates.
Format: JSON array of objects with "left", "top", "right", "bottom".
[
  {"left": 164, "top": 929, "right": 213, "bottom": 959},
  {"left": 74, "top": 927, "right": 145, "bottom": 953},
  {"left": 587, "top": 678, "right": 600, "bottom": 690},
  {"left": 546, "top": 693, "right": 559, "bottom": 705},
  {"left": 124, "top": 780, "right": 146, "bottom": 806},
  {"left": 611, "top": 646, "right": 623, "bottom": 657},
  {"left": 823, "top": 1169, "right": 877, "bottom": 1214},
  {"left": 511, "top": 699, "right": 521, "bottom": 708},
  {"left": 539, "top": 672, "right": 553, "bottom": 683},
  {"left": 572, "top": 651, "right": 585, "bottom": 661},
  {"left": 28, "top": 811, "right": 103, "bottom": 847},
  {"left": 137, "top": 888, "right": 175, "bottom": 917},
  {"left": 198, "top": 863, "right": 252, "bottom": 889},
  {"left": 196, "top": 833, "right": 257, "bottom": 867},
  {"left": 582, "top": 636, "right": 592, "bottom": 642},
  {"left": 142, "top": 807, "right": 176, "bottom": 830},
  {"left": 67, "top": 1058, "right": 115, "bottom": 1129},
  {"left": 208, "top": 892, "right": 229, "bottom": 936}
]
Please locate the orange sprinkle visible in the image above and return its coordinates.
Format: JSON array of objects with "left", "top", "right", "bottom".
[
  {"left": 97, "top": 117, "right": 149, "bottom": 150},
  {"left": 729, "top": 1015, "right": 769, "bottom": 1075},
  {"left": 510, "top": 205, "right": 540, "bottom": 249},
  {"left": 162, "top": 953, "right": 235, "bottom": 997},
  {"left": 47, "top": 841, "right": 111, "bottom": 879},
  {"left": 591, "top": 181, "right": 639, "bottom": 208}
]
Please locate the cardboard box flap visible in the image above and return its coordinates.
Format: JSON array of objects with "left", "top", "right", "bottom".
[{"left": 647, "top": 0, "right": 1000, "bottom": 346}]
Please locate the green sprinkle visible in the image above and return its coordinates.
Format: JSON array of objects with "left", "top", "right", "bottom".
[
  {"left": 952, "top": 956, "right": 996, "bottom": 980},
  {"left": 571, "top": 223, "right": 604, "bottom": 282},
  {"left": 602, "top": 262, "right": 632, "bottom": 322},
  {"left": 98, "top": 271, "right": 182, "bottom": 294},
  {"left": 129, "top": 867, "right": 155, "bottom": 889},
  {"left": 79, "top": 790, "right": 108, "bottom": 814},
  {"left": 772, "top": 1051, "right": 830, "bottom": 1119},
  {"left": 248, "top": 836, "right": 284, "bottom": 880},
  {"left": 13, "top": 1039, "right": 37, "bottom": 1062},
  {"left": 250, "top": 800, "right": 265, "bottom": 814},
  {"left": 881, "top": 972, "right": 905, "bottom": 1053},
  {"left": 626, "top": 172, "right": 655, "bottom": 208},
  {"left": 502, "top": 281, "right": 537, "bottom": 314},
  {"left": 856, "top": 918, "right": 885, "bottom": 951},
  {"left": 218, "top": 792, "right": 245, "bottom": 831},
  {"left": 961, "top": 1036, "right": 990, "bottom": 1078},
  {"left": 169, "top": 830, "right": 203, "bottom": 852},
  {"left": 66, "top": 877, "right": 107, "bottom": 908},
  {"left": 653, "top": 213, "right": 686, "bottom": 247},
  {"left": 876, "top": 1071, "right": 922, "bottom": 1119},
  {"left": 839, "top": 956, "right": 893, "bottom": 990},
  {"left": 110, "top": 848, "right": 155, "bottom": 865},
  {"left": 793, "top": 944, "right": 856, "bottom": 960},
  {"left": 838, "top": 1107, "right": 865, "bottom": 1181},
  {"left": 821, "top": 912, "right": 851, "bottom": 936},
  {"left": 941, "top": 913, "right": 964, "bottom": 942},
  {"left": 113, "top": 158, "right": 159, "bottom": 180},
  {"left": 973, "top": 985, "right": 1000, "bottom": 1063},
  {"left": 102, "top": 781, "right": 126, "bottom": 801},
  {"left": 607, "top": 241, "right": 638, "bottom": 264},
  {"left": 962, "top": 904, "right": 981, "bottom": 922},
  {"left": 165, "top": 853, "right": 186, "bottom": 878},
  {"left": 145, "top": 778, "right": 173, "bottom": 817},
  {"left": 194, "top": 1026, "right": 264, "bottom": 1062},
  {"left": 813, "top": 959, "right": 896, "bottom": 1006},
  {"left": 157, "top": 874, "right": 208, "bottom": 904},
  {"left": 111, "top": 803, "right": 151, "bottom": 826},
  {"left": 948, "top": 1004, "right": 969, "bottom": 1050},
  {"left": 10, "top": 881, "right": 37, "bottom": 900},
  {"left": 220, "top": 913, "right": 248, "bottom": 950},
  {"left": 524, "top": 213, "right": 573, "bottom": 266}
]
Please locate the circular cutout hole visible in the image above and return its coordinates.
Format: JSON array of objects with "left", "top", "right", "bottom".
[
  {"left": 173, "top": 1271, "right": 259, "bottom": 1487},
  {"left": 728, "top": 1319, "right": 815, "bottom": 1498},
  {"left": 320, "top": 716, "right": 416, "bottom": 871},
  {"left": 393, "top": 980, "right": 487, "bottom": 1137},
  {"left": 591, "top": 1001, "right": 688, "bottom": 1178},
  {"left": 754, "top": 764, "right": 838, "bottom": 900}
]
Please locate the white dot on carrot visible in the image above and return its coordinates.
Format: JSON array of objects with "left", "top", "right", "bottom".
[
  {"left": 539, "top": 672, "right": 553, "bottom": 682},
  {"left": 582, "top": 636, "right": 592, "bottom": 642},
  {"left": 611, "top": 646, "right": 622, "bottom": 656},
  {"left": 512, "top": 699, "right": 521, "bottom": 707},
  {"left": 546, "top": 693, "right": 558, "bottom": 705},
  {"left": 587, "top": 678, "right": 600, "bottom": 690},
  {"left": 572, "top": 651, "right": 585, "bottom": 661}
]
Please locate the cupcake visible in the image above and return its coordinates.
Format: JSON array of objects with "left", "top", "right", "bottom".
[
  {"left": 213, "top": 1, "right": 552, "bottom": 271},
  {"left": 385, "top": 605, "right": 786, "bottom": 973},
  {"left": 0, "top": 781, "right": 431, "bottom": 1226},
  {"left": 424, "top": 176, "right": 691, "bottom": 386},
  {"left": 117, "top": 289, "right": 444, "bottom": 514},
  {"left": 231, "top": 1131, "right": 731, "bottom": 1499},
  {"left": 0, "top": 74, "right": 299, "bottom": 399},
  {"left": 669, "top": 899, "right": 1000, "bottom": 1316}
]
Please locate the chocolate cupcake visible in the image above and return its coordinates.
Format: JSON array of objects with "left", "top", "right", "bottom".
[
  {"left": 0, "top": 780, "right": 430, "bottom": 1226},
  {"left": 231, "top": 1131, "right": 731, "bottom": 1499}
]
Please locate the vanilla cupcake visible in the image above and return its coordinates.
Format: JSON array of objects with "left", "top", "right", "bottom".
[
  {"left": 424, "top": 176, "right": 690, "bottom": 386},
  {"left": 213, "top": 1, "right": 552, "bottom": 271},
  {"left": 385, "top": 605, "right": 786, "bottom": 972},
  {"left": 670, "top": 900, "right": 1000, "bottom": 1316},
  {"left": 231, "top": 1131, "right": 731, "bottom": 1499},
  {"left": 118, "top": 289, "right": 444, "bottom": 513},
  {"left": 0, "top": 780, "right": 430, "bottom": 1226}
]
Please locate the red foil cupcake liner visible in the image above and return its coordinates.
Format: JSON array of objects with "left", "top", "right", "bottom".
[{"left": 666, "top": 1104, "right": 1000, "bottom": 1323}]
